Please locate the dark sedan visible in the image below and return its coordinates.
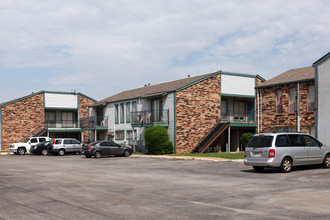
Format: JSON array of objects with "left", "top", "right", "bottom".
[
  {"left": 82, "top": 141, "right": 132, "bottom": 158},
  {"left": 30, "top": 141, "right": 53, "bottom": 155}
]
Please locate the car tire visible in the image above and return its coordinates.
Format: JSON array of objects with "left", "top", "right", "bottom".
[
  {"left": 323, "top": 154, "right": 330, "bottom": 168},
  {"left": 123, "top": 150, "right": 130, "bottom": 157},
  {"left": 280, "top": 157, "right": 292, "bottom": 173},
  {"left": 17, "top": 147, "right": 26, "bottom": 155},
  {"left": 253, "top": 166, "right": 264, "bottom": 172},
  {"left": 41, "top": 149, "right": 48, "bottom": 156},
  {"left": 94, "top": 151, "right": 102, "bottom": 159},
  {"left": 58, "top": 149, "right": 65, "bottom": 156},
  {"left": 85, "top": 155, "right": 91, "bottom": 158},
  {"left": 13, "top": 152, "right": 18, "bottom": 155}
]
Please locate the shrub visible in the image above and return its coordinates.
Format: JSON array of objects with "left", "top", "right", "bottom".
[
  {"left": 240, "top": 132, "right": 255, "bottom": 149},
  {"left": 144, "top": 126, "right": 173, "bottom": 155}
]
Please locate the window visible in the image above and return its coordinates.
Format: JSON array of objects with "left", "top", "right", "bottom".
[
  {"left": 30, "top": 138, "right": 38, "bottom": 143},
  {"left": 126, "top": 102, "right": 131, "bottom": 123},
  {"left": 62, "top": 112, "right": 73, "bottom": 127},
  {"left": 277, "top": 127, "right": 296, "bottom": 132},
  {"left": 276, "top": 89, "right": 283, "bottom": 114},
  {"left": 115, "top": 130, "right": 125, "bottom": 140},
  {"left": 39, "top": 138, "right": 46, "bottom": 142},
  {"left": 308, "top": 85, "right": 315, "bottom": 111},
  {"left": 289, "top": 88, "right": 295, "bottom": 113},
  {"left": 152, "top": 99, "right": 163, "bottom": 122},
  {"left": 100, "top": 141, "right": 110, "bottom": 146},
  {"left": 120, "top": 103, "right": 125, "bottom": 123},
  {"left": 63, "top": 140, "right": 71, "bottom": 144},
  {"left": 246, "top": 136, "right": 273, "bottom": 148},
  {"left": 132, "top": 101, "right": 137, "bottom": 123},
  {"left": 72, "top": 139, "right": 80, "bottom": 144},
  {"left": 303, "top": 135, "right": 320, "bottom": 147},
  {"left": 115, "top": 104, "right": 119, "bottom": 124},
  {"left": 45, "top": 111, "right": 56, "bottom": 127},
  {"left": 126, "top": 130, "right": 136, "bottom": 139},
  {"left": 275, "top": 135, "right": 290, "bottom": 147},
  {"left": 221, "top": 99, "right": 228, "bottom": 119},
  {"left": 234, "top": 101, "right": 245, "bottom": 120},
  {"left": 288, "top": 135, "right": 304, "bottom": 146}
]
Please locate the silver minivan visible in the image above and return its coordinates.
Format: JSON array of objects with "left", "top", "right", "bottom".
[{"left": 244, "top": 132, "right": 330, "bottom": 172}]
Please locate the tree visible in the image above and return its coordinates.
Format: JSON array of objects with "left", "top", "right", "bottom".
[
  {"left": 144, "top": 126, "right": 173, "bottom": 155},
  {"left": 240, "top": 132, "right": 255, "bottom": 150}
]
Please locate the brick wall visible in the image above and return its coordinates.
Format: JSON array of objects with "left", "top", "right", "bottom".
[
  {"left": 1, "top": 93, "right": 45, "bottom": 150},
  {"left": 175, "top": 74, "right": 221, "bottom": 153},
  {"left": 258, "top": 81, "right": 315, "bottom": 133},
  {"left": 79, "top": 95, "right": 95, "bottom": 143}
]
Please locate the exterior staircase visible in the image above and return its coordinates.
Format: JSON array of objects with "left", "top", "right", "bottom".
[
  {"left": 192, "top": 121, "right": 229, "bottom": 153},
  {"left": 31, "top": 123, "right": 48, "bottom": 137}
]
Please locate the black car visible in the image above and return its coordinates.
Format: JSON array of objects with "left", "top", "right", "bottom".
[
  {"left": 30, "top": 141, "right": 53, "bottom": 155},
  {"left": 82, "top": 141, "right": 132, "bottom": 158}
]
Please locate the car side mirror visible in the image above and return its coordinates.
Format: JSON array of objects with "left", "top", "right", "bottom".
[{"left": 319, "top": 143, "right": 323, "bottom": 147}]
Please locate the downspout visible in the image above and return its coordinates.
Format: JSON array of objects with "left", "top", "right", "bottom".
[
  {"left": 257, "top": 89, "right": 260, "bottom": 133},
  {"left": 314, "top": 64, "right": 319, "bottom": 138},
  {"left": 297, "top": 83, "right": 301, "bottom": 132},
  {"left": 173, "top": 92, "right": 177, "bottom": 154},
  {"left": 260, "top": 90, "right": 263, "bottom": 132}
]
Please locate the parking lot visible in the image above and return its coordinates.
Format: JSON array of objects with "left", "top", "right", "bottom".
[{"left": 1, "top": 154, "right": 330, "bottom": 220}]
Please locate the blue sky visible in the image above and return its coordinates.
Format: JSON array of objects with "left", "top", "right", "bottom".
[{"left": 0, "top": 0, "right": 330, "bottom": 103}]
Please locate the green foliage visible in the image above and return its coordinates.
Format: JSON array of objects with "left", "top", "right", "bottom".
[
  {"left": 144, "top": 126, "right": 174, "bottom": 155},
  {"left": 240, "top": 132, "right": 255, "bottom": 148}
]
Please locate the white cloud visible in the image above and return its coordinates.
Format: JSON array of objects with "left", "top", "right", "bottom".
[{"left": 0, "top": 0, "right": 330, "bottom": 102}]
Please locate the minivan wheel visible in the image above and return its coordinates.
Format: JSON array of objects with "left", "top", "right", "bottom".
[
  {"left": 323, "top": 154, "right": 330, "bottom": 168},
  {"left": 280, "top": 158, "right": 292, "bottom": 173},
  {"left": 58, "top": 149, "right": 65, "bottom": 156},
  {"left": 18, "top": 147, "right": 26, "bottom": 155},
  {"left": 41, "top": 149, "right": 48, "bottom": 156},
  {"left": 253, "top": 166, "right": 264, "bottom": 172},
  {"left": 94, "top": 151, "right": 102, "bottom": 159}
]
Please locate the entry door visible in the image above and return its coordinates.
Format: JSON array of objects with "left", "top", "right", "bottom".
[
  {"left": 247, "top": 101, "right": 254, "bottom": 122},
  {"left": 62, "top": 112, "right": 73, "bottom": 127}
]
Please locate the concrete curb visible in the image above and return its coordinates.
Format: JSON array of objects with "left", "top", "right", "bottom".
[{"left": 131, "top": 155, "right": 244, "bottom": 163}]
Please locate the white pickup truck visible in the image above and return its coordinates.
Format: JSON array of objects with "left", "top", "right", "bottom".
[{"left": 9, "top": 137, "right": 51, "bottom": 155}]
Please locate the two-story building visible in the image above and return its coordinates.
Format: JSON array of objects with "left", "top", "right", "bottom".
[
  {"left": 0, "top": 91, "right": 96, "bottom": 151},
  {"left": 313, "top": 52, "right": 330, "bottom": 144},
  {"left": 88, "top": 71, "right": 265, "bottom": 154},
  {"left": 256, "top": 67, "right": 316, "bottom": 135}
]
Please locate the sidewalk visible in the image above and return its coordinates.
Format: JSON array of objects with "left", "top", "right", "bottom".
[{"left": 131, "top": 154, "right": 244, "bottom": 163}]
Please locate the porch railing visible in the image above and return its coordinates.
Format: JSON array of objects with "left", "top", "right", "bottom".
[
  {"left": 80, "top": 116, "right": 108, "bottom": 129},
  {"left": 131, "top": 109, "right": 169, "bottom": 125},
  {"left": 45, "top": 119, "right": 79, "bottom": 128},
  {"left": 220, "top": 110, "right": 255, "bottom": 124}
]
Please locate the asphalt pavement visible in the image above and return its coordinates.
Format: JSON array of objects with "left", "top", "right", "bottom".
[{"left": 0, "top": 154, "right": 330, "bottom": 220}]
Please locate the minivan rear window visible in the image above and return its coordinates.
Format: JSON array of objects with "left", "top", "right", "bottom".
[{"left": 246, "top": 136, "right": 273, "bottom": 148}]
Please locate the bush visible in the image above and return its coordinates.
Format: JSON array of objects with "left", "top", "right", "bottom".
[
  {"left": 144, "top": 126, "right": 174, "bottom": 155},
  {"left": 240, "top": 132, "right": 255, "bottom": 148}
]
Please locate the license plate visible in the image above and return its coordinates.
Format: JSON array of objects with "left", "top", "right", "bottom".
[{"left": 253, "top": 152, "right": 261, "bottom": 157}]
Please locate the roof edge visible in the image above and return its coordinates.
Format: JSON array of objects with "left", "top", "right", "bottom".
[
  {"left": 313, "top": 52, "right": 330, "bottom": 66},
  {"left": 176, "top": 70, "right": 221, "bottom": 92},
  {"left": 256, "top": 78, "right": 315, "bottom": 89}
]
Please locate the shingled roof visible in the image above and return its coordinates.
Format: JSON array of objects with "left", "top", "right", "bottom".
[
  {"left": 91, "top": 71, "right": 220, "bottom": 107},
  {"left": 257, "top": 66, "right": 315, "bottom": 88}
]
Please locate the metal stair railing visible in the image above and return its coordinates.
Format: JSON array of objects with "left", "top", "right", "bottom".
[{"left": 192, "top": 120, "right": 229, "bottom": 153}]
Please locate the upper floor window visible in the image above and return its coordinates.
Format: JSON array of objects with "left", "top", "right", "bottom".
[
  {"left": 120, "top": 103, "right": 125, "bottom": 123},
  {"left": 308, "top": 85, "right": 315, "bottom": 112},
  {"left": 289, "top": 88, "right": 296, "bottom": 113},
  {"left": 234, "top": 101, "right": 245, "bottom": 120},
  {"left": 115, "top": 104, "right": 119, "bottom": 124},
  {"left": 126, "top": 102, "right": 131, "bottom": 123},
  {"left": 221, "top": 99, "right": 228, "bottom": 119},
  {"left": 276, "top": 89, "right": 283, "bottom": 114},
  {"left": 132, "top": 101, "right": 137, "bottom": 123}
]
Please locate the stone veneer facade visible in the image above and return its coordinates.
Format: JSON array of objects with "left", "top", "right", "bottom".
[
  {"left": 258, "top": 81, "right": 315, "bottom": 133},
  {"left": 79, "top": 95, "right": 96, "bottom": 143},
  {"left": 1, "top": 92, "right": 95, "bottom": 150},
  {"left": 175, "top": 74, "right": 221, "bottom": 153},
  {"left": 1, "top": 93, "right": 45, "bottom": 150}
]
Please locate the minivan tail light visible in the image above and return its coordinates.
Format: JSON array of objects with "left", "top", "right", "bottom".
[
  {"left": 268, "top": 149, "right": 275, "bottom": 158},
  {"left": 244, "top": 149, "right": 246, "bottom": 158}
]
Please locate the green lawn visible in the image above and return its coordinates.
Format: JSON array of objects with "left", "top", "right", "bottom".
[{"left": 133, "top": 152, "right": 244, "bottom": 160}]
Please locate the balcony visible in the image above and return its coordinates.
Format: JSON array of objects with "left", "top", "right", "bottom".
[
  {"left": 80, "top": 116, "right": 108, "bottom": 129},
  {"left": 131, "top": 109, "right": 169, "bottom": 127},
  {"left": 221, "top": 110, "right": 255, "bottom": 125},
  {"left": 45, "top": 119, "right": 79, "bottom": 129}
]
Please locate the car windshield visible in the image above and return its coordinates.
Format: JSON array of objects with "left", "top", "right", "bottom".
[
  {"left": 24, "top": 138, "right": 30, "bottom": 143},
  {"left": 246, "top": 135, "right": 274, "bottom": 148}
]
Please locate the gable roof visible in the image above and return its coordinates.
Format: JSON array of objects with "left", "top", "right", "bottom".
[
  {"left": 313, "top": 52, "right": 330, "bottom": 66},
  {"left": 256, "top": 66, "right": 315, "bottom": 89},
  {"left": 0, "top": 91, "right": 96, "bottom": 108},
  {"left": 92, "top": 71, "right": 222, "bottom": 107}
]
